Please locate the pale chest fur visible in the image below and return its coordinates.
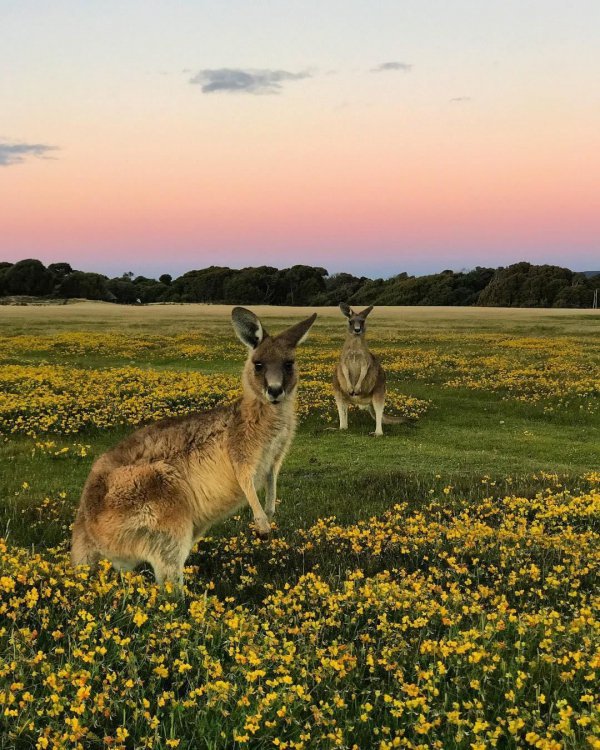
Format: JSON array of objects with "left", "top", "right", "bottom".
[
  {"left": 181, "top": 399, "right": 295, "bottom": 528},
  {"left": 341, "top": 339, "right": 372, "bottom": 384},
  {"left": 254, "top": 408, "right": 296, "bottom": 488}
]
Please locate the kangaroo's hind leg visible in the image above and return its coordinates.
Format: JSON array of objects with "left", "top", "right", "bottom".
[
  {"left": 111, "top": 557, "right": 138, "bottom": 573},
  {"left": 98, "top": 462, "right": 194, "bottom": 587},
  {"left": 144, "top": 529, "right": 192, "bottom": 586}
]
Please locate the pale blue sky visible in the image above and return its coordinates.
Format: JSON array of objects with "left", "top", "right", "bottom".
[{"left": 1, "top": 1, "right": 599, "bottom": 276}]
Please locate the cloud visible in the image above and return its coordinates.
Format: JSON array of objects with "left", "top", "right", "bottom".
[
  {"left": 0, "top": 140, "right": 57, "bottom": 166},
  {"left": 371, "top": 61, "right": 412, "bottom": 73},
  {"left": 190, "top": 68, "right": 311, "bottom": 94},
  {"left": 449, "top": 97, "right": 472, "bottom": 103}
]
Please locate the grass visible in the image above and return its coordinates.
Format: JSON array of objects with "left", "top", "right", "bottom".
[
  {"left": 0, "top": 302, "right": 598, "bottom": 749},
  {"left": 1, "top": 304, "right": 597, "bottom": 544}
]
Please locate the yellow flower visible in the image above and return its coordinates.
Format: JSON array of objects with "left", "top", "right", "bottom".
[{"left": 133, "top": 610, "right": 148, "bottom": 627}]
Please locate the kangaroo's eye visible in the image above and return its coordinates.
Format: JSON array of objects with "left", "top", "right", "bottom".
[
  {"left": 284, "top": 360, "right": 295, "bottom": 372},
  {"left": 254, "top": 362, "right": 264, "bottom": 373}
]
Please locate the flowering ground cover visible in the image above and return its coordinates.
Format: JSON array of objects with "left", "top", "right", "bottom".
[{"left": 0, "top": 304, "right": 598, "bottom": 749}]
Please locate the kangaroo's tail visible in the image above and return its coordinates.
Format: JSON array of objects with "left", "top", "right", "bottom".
[
  {"left": 382, "top": 413, "right": 408, "bottom": 424},
  {"left": 368, "top": 405, "right": 408, "bottom": 424}
]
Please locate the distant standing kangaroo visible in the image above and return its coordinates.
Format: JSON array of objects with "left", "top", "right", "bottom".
[
  {"left": 333, "top": 303, "right": 405, "bottom": 436},
  {"left": 71, "top": 307, "right": 317, "bottom": 585}
]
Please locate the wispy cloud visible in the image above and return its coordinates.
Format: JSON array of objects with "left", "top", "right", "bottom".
[
  {"left": 190, "top": 68, "right": 311, "bottom": 94},
  {"left": 0, "top": 140, "right": 57, "bottom": 167},
  {"left": 449, "top": 97, "right": 472, "bottom": 103},
  {"left": 371, "top": 61, "right": 412, "bottom": 73}
]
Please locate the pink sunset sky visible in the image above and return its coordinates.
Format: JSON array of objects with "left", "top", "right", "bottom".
[{"left": 1, "top": 1, "right": 599, "bottom": 278}]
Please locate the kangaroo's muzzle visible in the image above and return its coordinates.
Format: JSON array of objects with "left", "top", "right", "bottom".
[{"left": 266, "top": 385, "right": 285, "bottom": 403}]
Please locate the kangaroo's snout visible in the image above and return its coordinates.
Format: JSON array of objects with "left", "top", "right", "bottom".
[{"left": 266, "top": 384, "right": 284, "bottom": 402}]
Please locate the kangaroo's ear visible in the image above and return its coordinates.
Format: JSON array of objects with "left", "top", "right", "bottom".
[
  {"left": 278, "top": 313, "right": 317, "bottom": 348},
  {"left": 358, "top": 305, "right": 374, "bottom": 319},
  {"left": 231, "top": 307, "right": 266, "bottom": 349},
  {"left": 339, "top": 302, "right": 352, "bottom": 318}
]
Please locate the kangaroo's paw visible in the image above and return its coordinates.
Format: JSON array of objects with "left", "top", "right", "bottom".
[{"left": 254, "top": 516, "right": 271, "bottom": 540}]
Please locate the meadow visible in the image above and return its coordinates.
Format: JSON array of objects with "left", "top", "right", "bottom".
[{"left": 0, "top": 302, "right": 598, "bottom": 750}]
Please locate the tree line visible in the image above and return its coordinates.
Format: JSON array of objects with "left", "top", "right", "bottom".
[{"left": 0, "top": 258, "right": 597, "bottom": 308}]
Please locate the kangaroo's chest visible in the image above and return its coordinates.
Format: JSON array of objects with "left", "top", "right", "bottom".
[
  {"left": 254, "top": 418, "right": 294, "bottom": 487},
  {"left": 344, "top": 347, "right": 371, "bottom": 381}
]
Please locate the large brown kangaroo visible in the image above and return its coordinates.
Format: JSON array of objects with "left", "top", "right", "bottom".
[{"left": 71, "top": 307, "right": 317, "bottom": 585}]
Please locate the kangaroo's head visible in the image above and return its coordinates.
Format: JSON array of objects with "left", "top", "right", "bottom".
[
  {"left": 339, "top": 303, "right": 374, "bottom": 336},
  {"left": 232, "top": 307, "right": 317, "bottom": 405}
]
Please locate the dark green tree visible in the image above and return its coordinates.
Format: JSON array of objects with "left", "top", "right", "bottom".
[
  {"left": 164, "top": 267, "right": 235, "bottom": 302},
  {"left": 107, "top": 278, "right": 139, "bottom": 304},
  {"left": 280, "top": 265, "right": 328, "bottom": 305},
  {"left": 58, "top": 271, "right": 110, "bottom": 300},
  {"left": 478, "top": 263, "right": 593, "bottom": 307},
  {"left": 48, "top": 262, "right": 74, "bottom": 283},
  {"left": 2, "top": 259, "right": 54, "bottom": 296},
  {"left": 223, "top": 266, "right": 281, "bottom": 304},
  {"left": 0, "top": 263, "right": 13, "bottom": 295},
  {"left": 131, "top": 276, "right": 169, "bottom": 303}
]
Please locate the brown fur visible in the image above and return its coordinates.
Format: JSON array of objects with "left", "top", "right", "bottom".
[
  {"left": 71, "top": 308, "right": 317, "bottom": 585},
  {"left": 333, "top": 303, "right": 404, "bottom": 436}
]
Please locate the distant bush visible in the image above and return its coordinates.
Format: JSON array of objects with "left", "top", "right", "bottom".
[
  {"left": 478, "top": 262, "right": 594, "bottom": 308},
  {"left": 57, "top": 271, "right": 111, "bottom": 301},
  {"left": 0, "top": 258, "right": 596, "bottom": 307},
  {"left": 0, "top": 259, "right": 55, "bottom": 296}
]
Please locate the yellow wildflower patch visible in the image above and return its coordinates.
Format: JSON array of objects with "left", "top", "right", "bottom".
[{"left": 0, "top": 481, "right": 598, "bottom": 748}]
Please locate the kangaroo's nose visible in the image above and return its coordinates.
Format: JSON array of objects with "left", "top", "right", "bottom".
[{"left": 267, "top": 385, "right": 284, "bottom": 399}]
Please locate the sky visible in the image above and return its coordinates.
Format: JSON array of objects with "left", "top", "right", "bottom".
[{"left": 1, "top": 0, "right": 599, "bottom": 279}]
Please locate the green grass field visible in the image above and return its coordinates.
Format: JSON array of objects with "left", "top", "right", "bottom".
[{"left": 0, "top": 303, "right": 598, "bottom": 750}]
